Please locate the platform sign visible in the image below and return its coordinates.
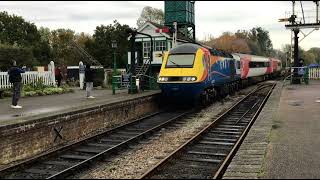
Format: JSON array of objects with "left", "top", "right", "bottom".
[
  {"left": 122, "top": 74, "right": 130, "bottom": 87},
  {"left": 298, "top": 67, "right": 305, "bottom": 75},
  {"left": 79, "top": 63, "right": 85, "bottom": 74}
]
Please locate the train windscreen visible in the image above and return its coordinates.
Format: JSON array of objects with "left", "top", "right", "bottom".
[{"left": 166, "top": 54, "right": 195, "bottom": 68}]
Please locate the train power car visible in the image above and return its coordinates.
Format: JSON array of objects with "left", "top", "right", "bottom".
[{"left": 157, "top": 43, "right": 239, "bottom": 105}]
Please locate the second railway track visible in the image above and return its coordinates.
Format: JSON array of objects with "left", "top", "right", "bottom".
[
  {"left": 0, "top": 109, "right": 193, "bottom": 179},
  {"left": 140, "top": 82, "right": 276, "bottom": 179}
]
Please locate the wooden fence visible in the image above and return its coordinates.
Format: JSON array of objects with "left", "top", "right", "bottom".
[
  {"left": 309, "top": 67, "right": 320, "bottom": 80},
  {"left": 0, "top": 71, "right": 55, "bottom": 89}
]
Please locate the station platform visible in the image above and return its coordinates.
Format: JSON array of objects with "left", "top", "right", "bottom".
[
  {"left": 223, "top": 80, "right": 320, "bottom": 179},
  {"left": 0, "top": 88, "right": 160, "bottom": 127},
  {"left": 263, "top": 80, "right": 320, "bottom": 178},
  {"left": 0, "top": 88, "right": 161, "bottom": 167}
]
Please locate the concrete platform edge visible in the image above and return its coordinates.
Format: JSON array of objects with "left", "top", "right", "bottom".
[{"left": 223, "top": 81, "right": 283, "bottom": 179}]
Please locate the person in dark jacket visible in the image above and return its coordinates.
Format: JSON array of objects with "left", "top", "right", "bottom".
[
  {"left": 85, "top": 64, "right": 95, "bottom": 98},
  {"left": 55, "top": 66, "right": 63, "bottom": 87},
  {"left": 8, "top": 61, "right": 25, "bottom": 109}
]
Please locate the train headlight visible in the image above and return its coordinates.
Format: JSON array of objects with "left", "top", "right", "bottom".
[
  {"left": 186, "top": 77, "right": 192, "bottom": 81},
  {"left": 163, "top": 77, "right": 168, "bottom": 81},
  {"left": 182, "top": 77, "right": 187, "bottom": 81},
  {"left": 191, "top": 77, "right": 196, "bottom": 81}
]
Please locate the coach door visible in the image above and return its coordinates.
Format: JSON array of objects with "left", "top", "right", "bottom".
[{"left": 230, "top": 59, "right": 235, "bottom": 81}]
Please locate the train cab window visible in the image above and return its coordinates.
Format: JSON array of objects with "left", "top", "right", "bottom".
[{"left": 166, "top": 54, "right": 195, "bottom": 68}]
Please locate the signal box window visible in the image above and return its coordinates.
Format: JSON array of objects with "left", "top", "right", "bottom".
[
  {"left": 143, "top": 42, "right": 151, "bottom": 58},
  {"left": 154, "top": 41, "right": 167, "bottom": 51}
]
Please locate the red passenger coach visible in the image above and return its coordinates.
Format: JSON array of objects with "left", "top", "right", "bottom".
[{"left": 233, "top": 53, "right": 271, "bottom": 80}]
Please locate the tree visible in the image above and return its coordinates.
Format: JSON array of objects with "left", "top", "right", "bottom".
[
  {"left": 136, "top": 6, "right": 164, "bottom": 28},
  {"left": 208, "top": 32, "right": 251, "bottom": 54},
  {"left": 301, "top": 51, "right": 316, "bottom": 65},
  {"left": 88, "top": 20, "right": 131, "bottom": 68},
  {"left": 249, "top": 27, "right": 273, "bottom": 56},
  {"left": 0, "top": 44, "right": 33, "bottom": 71},
  {"left": 0, "top": 11, "right": 53, "bottom": 66},
  {"left": 33, "top": 27, "right": 53, "bottom": 65},
  {"left": 235, "top": 27, "right": 273, "bottom": 56},
  {"left": 0, "top": 11, "right": 41, "bottom": 47},
  {"left": 75, "top": 32, "right": 92, "bottom": 48},
  {"left": 50, "top": 28, "right": 78, "bottom": 65},
  {"left": 308, "top": 47, "right": 320, "bottom": 64}
]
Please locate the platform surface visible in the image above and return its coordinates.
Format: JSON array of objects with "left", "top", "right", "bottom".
[
  {"left": 0, "top": 88, "right": 160, "bottom": 127},
  {"left": 263, "top": 80, "right": 320, "bottom": 178}
]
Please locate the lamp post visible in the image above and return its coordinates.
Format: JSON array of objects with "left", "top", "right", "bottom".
[{"left": 112, "top": 40, "right": 117, "bottom": 95}]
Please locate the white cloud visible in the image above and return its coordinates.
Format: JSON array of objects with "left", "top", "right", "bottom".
[{"left": 0, "top": 1, "right": 318, "bottom": 50}]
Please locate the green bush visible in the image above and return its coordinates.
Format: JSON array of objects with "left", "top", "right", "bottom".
[
  {"left": 2, "top": 78, "right": 74, "bottom": 98},
  {"left": 3, "top": 90, "right": 12, "bottom": 97},
  {"left": 24, "top": 91, "right": 37, "bottom": 97}
]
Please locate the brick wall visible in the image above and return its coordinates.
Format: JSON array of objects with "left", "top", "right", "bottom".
[{"left": 0, "top": 94, "right": 160, "bottom": 166}]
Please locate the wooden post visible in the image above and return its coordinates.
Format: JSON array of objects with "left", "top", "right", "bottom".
[
  {"left": 49, "top": 61, "right": 56, "bottom": 87},
  {"left": 79, "top": 61, "right": 85, "bottom": 90}
]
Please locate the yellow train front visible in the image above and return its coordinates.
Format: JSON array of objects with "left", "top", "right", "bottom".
[{"left": 157, "top": 43, "right": 212, "bottom": 104}]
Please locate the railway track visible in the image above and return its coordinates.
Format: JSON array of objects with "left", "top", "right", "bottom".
[
  {"left": 0, "top": 109, "right": 193, "bottom": 179},
  {"left": 140, "top": 82, "right": 276, "bottom": 179}
]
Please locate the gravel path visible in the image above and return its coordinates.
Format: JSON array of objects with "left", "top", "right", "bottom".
[{"left": 74, "top": 86, "right": 257, "bottom": 179}]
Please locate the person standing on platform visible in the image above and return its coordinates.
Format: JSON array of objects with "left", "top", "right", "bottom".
[
  {"left": 85, "top": 64, "right": 95, "bottom": 98},
  {"left": 8, "top": 60, "right": 25, "bottom": 109},
  {"left": 55, "top": 66, "right": 63, "bottom": 87}
]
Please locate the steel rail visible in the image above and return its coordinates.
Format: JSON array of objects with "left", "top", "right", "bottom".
[
  {"left": 0, "top": 109, "right": 193, "bottom": 179},
  {"left": 140, "top": 83, "right": 276, "bottom": 179},
  {"left": 48, "top": 110, "right": 192, "bottom": 179},
  {"left": 213, "top": 83, "right": 276, "bottom": 179}
]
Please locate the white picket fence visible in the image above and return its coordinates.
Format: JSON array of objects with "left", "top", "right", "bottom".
[
  {"left": 309, "top": 67, "right": 320, "bottom": 80},
  {"left": 0, "top": 71, "right": 55, "bottom": 89}
]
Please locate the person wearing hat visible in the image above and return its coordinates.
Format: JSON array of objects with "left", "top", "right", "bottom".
[{"left": 8, "top": 60, "right": 25, "bottom": 108}]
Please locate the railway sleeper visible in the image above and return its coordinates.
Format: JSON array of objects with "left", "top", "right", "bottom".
[
  {"left": 116, "top": 131, "right": 143, "bottom": 135},
  {"left": 191, "top": 145, "right": 231, "bottom": 153},
  {"left": 202, "top": 137, "right": 237, "bottom": 142},
  {"left": 73, "top": 147, "right": 103, "bottom": 154},
  {"left": 24, "top": 168, "right": 59, "bottom": 176},
  {"left": 86, "top": 142, "right": 114, "bottom": 148},
  {"left": 186, "top": 150, "right": 227, "bottom": 157},
  {"left": 59, "top": 154, "right": 92, "bottom": 161},
  {"left": 208, "top": 130, "right": 242, "bottom": 135},
  {"left": 214, "top": 127, "right": 242, "bottom": 131},
  {"left": 199, "top": 140, "right": 234, "bottom": 146},
  {"left": 41, "top": 160, "right": 77, "bottom": 167},
  {"left": 180, "top": 156, "right": 222, "bottom": 164},
  {"left": 217, "top": 124, "right": 246, "bottom": 128}
]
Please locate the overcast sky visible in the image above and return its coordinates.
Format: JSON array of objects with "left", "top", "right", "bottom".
[{"left": 1, "top": 1, "right": 319, "bottom": 50}]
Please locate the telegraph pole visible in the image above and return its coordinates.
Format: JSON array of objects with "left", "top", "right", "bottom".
[{"left": 292, "top": 29, "right": 300, "bottom": 84}]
